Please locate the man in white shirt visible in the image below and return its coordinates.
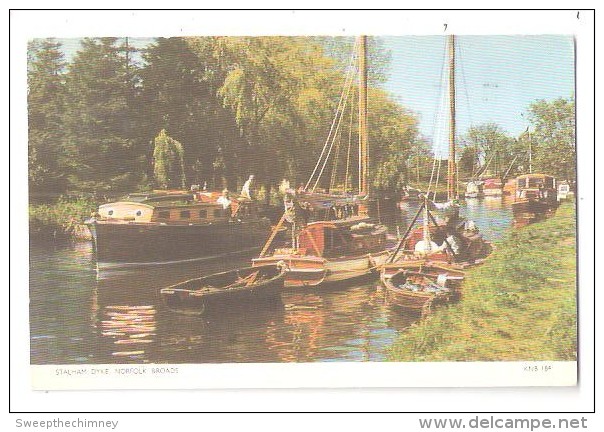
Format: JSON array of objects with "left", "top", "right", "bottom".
[{"left": 241, "top": 175, "right": 255, "bottom": 200}]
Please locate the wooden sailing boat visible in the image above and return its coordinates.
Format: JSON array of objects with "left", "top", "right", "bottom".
[
  {"left": 252, "top": 36, "right": 392, "bottom": 288},
  {"left": 382, "top": 35, "right": 491, "bottom": 278}
]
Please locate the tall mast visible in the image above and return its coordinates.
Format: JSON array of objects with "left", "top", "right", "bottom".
[
  {"left": 358, "top": 35, "right": 369, "bottom": 196},
  {"left": 447, "top": 34, "right": 457, "bottom": 201},
  {"left": 528, "top": 128, "right": 533, "bottom": 174}
]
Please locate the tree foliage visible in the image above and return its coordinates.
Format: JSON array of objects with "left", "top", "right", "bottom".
[
  {"left": 459, "top": 123, "right": 523, "bottom": 181},
  {"left": 61, "top": 38, "right": 141, "bottom": 194},
  {"left": 28, "top": 39, "right": 68, "bottom": 199},
  {"left": 27, "top": 36, "right": 576, "bottom": 204},
  {"left": 527, "top": 97, "right": 575, "bottom": 183},
  {"left": 153, "top": 129, "right": 186, "bottom": 189}
]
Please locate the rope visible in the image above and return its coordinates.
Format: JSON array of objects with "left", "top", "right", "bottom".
[
  {"left": 329, "top": 125, "right": 343, "bottom": 191},
  {"left": 305, "top": 41, "right": 358, "bottom": 191},
  {"left": 344, "top": 89, "right": 355, "bottom": 193},
  {"left": 311, "top": 64, "right": 356, "bottom": 192}
]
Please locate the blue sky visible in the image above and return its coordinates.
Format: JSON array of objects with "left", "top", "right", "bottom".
[
  {"left": 383, "top": 35, "right": 575, "bottom": 146},
  {"left": 57, "top": 35, "right": 575, "bottom": 152}
]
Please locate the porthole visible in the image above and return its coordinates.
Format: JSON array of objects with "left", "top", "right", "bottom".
[
  {"left": 136, "top": 210, "right": 142, "bottom": 216},
  {"left": 108, "top": 210, "right": 114, "bottom": 216}
]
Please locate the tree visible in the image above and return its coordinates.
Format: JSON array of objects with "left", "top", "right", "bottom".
[
  {"left": 27, "top": 39, "right": 68, "bottom": 199},
  {"left": 153, "top": 129, "right": 186, "bottom": 189},
  {"left": 62, "top": 38, "right": 141, "bottom": 194},
  {"left": 370, "top": 89, "right": 420, "bottom": 192},
  {"left": 140, "top": 37, "right": 241, "bottom": 189},
  {"left": 460, "top": 123, "right": 517, "bottom": 181},
  {"left": 527, "top": 97, "right": 575, "bottom": 183}
]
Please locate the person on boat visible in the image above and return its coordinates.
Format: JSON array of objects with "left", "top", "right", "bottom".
[
  {"left": 420, "top": 195, "right": 463, "bottom": 230},
  {"left": 241, "top": 174, "right": 255, "bottom": 200},
  {"left": 217, "top": 189, "right": 232, "bottom": 216}
]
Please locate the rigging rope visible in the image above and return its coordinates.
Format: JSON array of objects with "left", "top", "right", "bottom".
[
  {"left": 311, "top": 61, "right": 357, "bottom": 192},
  {"left": 344, "top": 89, "right": 355, "bottom": 193},
  {"left": 305, "top": 40, "right": 359, "bottom": 191},
  {"left": 426, "top": 36, "right": 451, "bottom": 201}
]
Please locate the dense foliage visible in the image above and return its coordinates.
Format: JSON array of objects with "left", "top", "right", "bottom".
[
  {"left": 153, "top": 129, "right": 186, "bottom": 189},
  {"left": 458, "top": 98, "right": 576, "bottom": 184},
  {"left": 27, "top": 36, "right": 422, "bottom": 202},
  {"left": 27, "top": 37, "right": 576, "bottom": 203}
]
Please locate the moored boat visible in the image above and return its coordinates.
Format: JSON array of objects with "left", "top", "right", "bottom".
[
  {"left": 381, "top": 263, "right": 465, "bottom": 314},
  {"left": 252, "top": 36, "right": 392, "bottom": 289},
  {"left": 482, "top": 177, "right": 503, "bottom": 197},
  {"left": 253, "top": 216, "right": 391, "bottom": 288},
  {"left": 86, "top": 190, "right": 271, "bottom": 268},
  {"left": 159, "top": 263, "right": 288, "bottom": 315},
  {"left": 465, "top": 180, "right": 483, "bottom": 198},
  {"left": 511, "top": 173, "right": 558, "bottom": 226}
]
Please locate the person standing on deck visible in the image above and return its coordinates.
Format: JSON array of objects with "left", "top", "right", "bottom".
[{"left": 241, "top": 175, "right": 256, "bottom": 201}]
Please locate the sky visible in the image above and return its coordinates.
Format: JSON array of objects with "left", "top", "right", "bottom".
[
  {"left": 56, "top": 35, "right": 575, "bottom": 155},
  {"left": 383, "top": 35, "right": 575, "bottom": 153}
]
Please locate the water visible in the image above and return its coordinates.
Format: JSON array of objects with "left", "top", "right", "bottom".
[{"left": 29, "top": 197, "right": 514, "bottom": 364}]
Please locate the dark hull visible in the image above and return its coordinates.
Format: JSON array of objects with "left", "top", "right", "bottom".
[
  {"left": 511, "top": 199, "right": 558, "bottom": 226},
  {"left": 160, "top": 264, "right": 287, "bottom": 315},
  {"left": 87, "top": 219, "right": 271, "bottom": 266}
]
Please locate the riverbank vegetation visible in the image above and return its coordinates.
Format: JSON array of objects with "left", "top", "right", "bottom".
[
  {"left": 388, "top": 201, "right": 577, "bottom": 361},
  {"left": 29, "top": 196, "right": 97, "bottom": 241}
]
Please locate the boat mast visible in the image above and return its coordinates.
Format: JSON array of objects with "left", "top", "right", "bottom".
[
  {"left": 358, "top": 35, "right": 369, "bottom": 197},
  {"left": 447, "top": 34, "right": 457, "bottom": 201},
  {"left": 528, "top": 128, "right": 533, "bottom": 174}
]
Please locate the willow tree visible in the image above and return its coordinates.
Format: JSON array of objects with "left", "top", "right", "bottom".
[
  {"left": 153, "top": 129, "right": 186, "bottom": 190},
  {"left": 186, "top": 37, "right": 335, "bottom": 197}
]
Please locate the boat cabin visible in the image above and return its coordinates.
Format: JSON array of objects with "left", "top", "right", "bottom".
[
  {"left": 297, "top": 217, "right": 387, "bottom": 258},
  {"left": 96, "top": 191, "right": 247, "bottom": 224},
  {"left": 515, "top": 174, "right": 557, "bottom": 202}
]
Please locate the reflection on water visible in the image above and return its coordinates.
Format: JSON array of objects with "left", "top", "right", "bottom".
[{"left": 29, "top": 198, "right": 513, "bottom": 364}]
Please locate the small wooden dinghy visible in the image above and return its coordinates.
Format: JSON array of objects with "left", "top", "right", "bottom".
[
  {"left": 381, "top": 264, "right": 465, "bottom": 314},
  {"left": 160, "top": 263, "right": 288, "bottom": 315}
]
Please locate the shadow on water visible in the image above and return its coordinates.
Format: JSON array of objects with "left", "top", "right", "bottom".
[{"left": 29, "top": 197, "right": 514, "bottom": 364}]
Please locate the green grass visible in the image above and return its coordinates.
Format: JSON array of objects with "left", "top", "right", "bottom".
[{"left": 388, "top": 202, "right": 577, "bottom": 361}]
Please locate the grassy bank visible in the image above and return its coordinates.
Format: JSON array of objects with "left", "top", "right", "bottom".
[
  {"left": 29, "top": 197, "right": 97, "bottom": 242},
  {"left": 389, "top": 201, "right": 577, "bottom": 361}
]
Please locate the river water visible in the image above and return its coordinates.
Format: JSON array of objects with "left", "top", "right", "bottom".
[{"left": 29, "top": 197, "right": 514, "bottom": 364}]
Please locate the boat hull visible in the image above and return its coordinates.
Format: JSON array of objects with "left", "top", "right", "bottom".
[
  {"left": 253, "top": 250, "right": 390, "bottom": 289},
  {"left": 87, "top": 218, "right": 271, "bottom": 267},
  {"left": 159, "top": 264, "right": 286, "bottom": 315},
  {"left": 381, "top": 263, "right": 465, "bottom": 313}
]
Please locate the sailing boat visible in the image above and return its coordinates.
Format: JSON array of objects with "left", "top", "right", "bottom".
[
  {"left": 252, "top": 36, "right": 392, "bottom": 288},
  {"left": 382, "top": 35, "right": 491, "bottom": 279}
]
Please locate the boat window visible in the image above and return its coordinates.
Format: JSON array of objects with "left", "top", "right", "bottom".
[
  {"left": 108, "top": 210, "right": 114, "bottom": 216},
  {"left": 517, "top": 178, "right": 526, "bottom": 188},
  {"left": 136, "top": 210, "right": 142, "bottom": 216},
  {"left": 180, "top": 210, "right": 191, "bottom": 219},
  {"left": 544, "top": 177, "right": 554, "bottom": 188},
  {"left": 213, "top": 209, "right": 223, "bottom": 218},
  {"left": 199, "top": 209, "right": 208, "bottom": 219},
  {"left": 528, "top": 178, "right": 543, "bottom": 188},
  {"left": 158, "top": 211, "right": 170, "bottom": 219}
]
